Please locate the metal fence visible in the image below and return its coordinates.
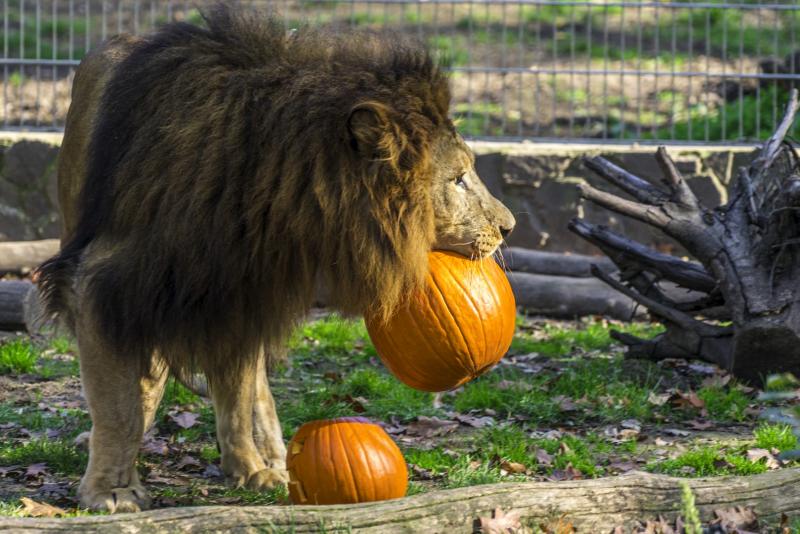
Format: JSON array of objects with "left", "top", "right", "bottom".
[{"left": 2, "top": 0, "right": 800, "bottom": 143}]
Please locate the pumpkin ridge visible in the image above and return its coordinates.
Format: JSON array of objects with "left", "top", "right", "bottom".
[
  {"left": 354, "top": 424, "right": 379, "bottom": 500},
  {"left": 334, "top": 422, "right": 360, "bottom": 503},
  {"left": 348, "top": 422, "right": 376, "bottom": 501},
  {"left": 482, "top": 262, "right": 505, "bottom": 360},
  {"left": 401, "top": 293, "right": 463, "bottom": 387},
  {"left": 444, "top": 259, "right": 491, "bottom": 373},
  {"left": 428, "top": 268, "right": 478, "bottom": 375}
]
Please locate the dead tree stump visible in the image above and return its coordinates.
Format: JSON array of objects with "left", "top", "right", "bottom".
[{"left": 570, "top": 89, "right": 800, "bottom": 384}]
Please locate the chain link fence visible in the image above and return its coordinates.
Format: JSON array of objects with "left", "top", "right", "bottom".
[{"left": 2, "top": 0, "right": 799, "bottom": 143}]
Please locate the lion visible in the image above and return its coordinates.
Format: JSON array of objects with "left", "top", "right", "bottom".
[{"left": 37, "top": 5, "right": 515, "bottom": 513}]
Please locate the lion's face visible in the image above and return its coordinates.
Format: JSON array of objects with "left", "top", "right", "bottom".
[{"left": 429, "top": 133, "right": 515, "bottom": 259}]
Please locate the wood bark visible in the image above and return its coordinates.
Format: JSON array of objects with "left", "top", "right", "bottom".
[
  {"left": 0, "top": 281, "right": 45, "bottom": 333},
  {"left": 507, "top": 271, "right": 644, "bottom": 320},
  {"left": 501, "top": 247, "right": 616, "bottom": 278},
  {"left": 0, "top": 239, "right": 59, "bottom": 275},
  {"left": 570, "top": 89, "right": 800, "bottom": 384},
  {"left": 2, "top": 469, "right": 799, "bottom": 533}
]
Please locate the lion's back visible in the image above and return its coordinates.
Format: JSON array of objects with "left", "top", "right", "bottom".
[{"left": 58, "top": 35, "right": 141, "bottom": 241}]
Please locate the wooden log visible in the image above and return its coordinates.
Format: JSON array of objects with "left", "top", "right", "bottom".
[
  {"left": 0, "top": 280, "right": 32, "bottom": 331},
  {"left": 501, "top": 247, "right": 616, "bottom": 278},
  {"left": 0, "top": 280, "right": 45, "bottom": 333},
  {"left": 508, "top": 271, "right": 644, "bottom": 320},
  {"left": 2, "top": 469, "right": 799, "bottom": 532},
  {"left": 0, "top": 239, "right": 59, "bottom": 274}
]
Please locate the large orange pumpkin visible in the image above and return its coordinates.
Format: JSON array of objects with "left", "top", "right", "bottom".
[
  {"left": 366, "top": 250, "right": 516, "bottom": 392},
  {"left": 286, "top": 417, "right": 408, "bottom": 505}
]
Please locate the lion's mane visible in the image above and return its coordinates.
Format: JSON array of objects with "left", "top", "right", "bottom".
[{"left": 38, "top": 4, "right": 452, "bottom": 374}]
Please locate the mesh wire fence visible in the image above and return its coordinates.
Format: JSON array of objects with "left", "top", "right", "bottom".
[{"left": 1, "top": 0, "right": 799, "bottom": 143}]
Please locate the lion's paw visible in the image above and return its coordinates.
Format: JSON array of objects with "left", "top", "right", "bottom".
[
  {"left": 236, "top": 468, "right": 289, "bottom": 491},
  {"left": 79, "top": 485, "right": 151, "bottom": 513}
]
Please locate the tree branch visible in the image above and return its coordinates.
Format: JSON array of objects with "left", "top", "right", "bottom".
[
  {"left": 590, "top": 265, "right": 728, "bottom": 338},
  {"left": 569, "top": 219, "right": 716, "bottom": 294},
  {"left": 584, "top": 156, "right": 668, "bottom": 204},
  {"left": 577, "top": 182, "right": 671, "bottom": 227}
]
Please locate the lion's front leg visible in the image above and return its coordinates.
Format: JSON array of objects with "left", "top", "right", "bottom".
[
  {"left": 208, "top": 358, "right": 287, "bottom": 491},
  {"left": 76, "top": 317, "right": 169, "bottom": 513},
  {"left": 253, "top": 352, "right": 288, "bottom": 474}
]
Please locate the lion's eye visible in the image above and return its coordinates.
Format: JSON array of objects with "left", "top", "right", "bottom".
[{"left": 455, "top": 174, "right": 467, "bottom": 189}]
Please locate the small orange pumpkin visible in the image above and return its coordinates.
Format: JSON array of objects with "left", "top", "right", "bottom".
[
  {"left": 286, "top": 417, "right": 408, "bottom": 505},
  {"left": 366, "top": 250, "right": 516, "bottom": 392}
]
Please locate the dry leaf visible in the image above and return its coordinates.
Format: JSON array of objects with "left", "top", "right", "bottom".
[
  {"left": 746, "top": 448, "right": 781, "bottom": 469},
  {"left": 711, "top": 505, "right": 759, "bottom": 532},
  {"left": 499, "top": 460, "right": 527, "bottom": 474},
  {"left": 535, "top": 449, "right": 554, "bottom": 466},
  {"left": 20, "top": 497, "right": 66, "bottom": 518},
  {"left": 25, "top": 463, "right": 48, "bottom": 478},
  {"left": 169, "top": 411, "right": 200, "bottom": 429},
  {"left": 454, "top": 413, "right": 496, "bottom": 428},
  {"left": 539, "top": 513, "right": 575, "bottom": 534},
  {"left": 647, "top": 392, "right": 670, "bottom": 406},
  {"left": 478, "top": 507, "right": 522, "bottom": 534}
]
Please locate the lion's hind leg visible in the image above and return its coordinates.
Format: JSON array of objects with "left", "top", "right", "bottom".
[
  {"left": 207, "top": 357, "right": 288, "bottom": 491},
  {"left": 76, "top": 316, "right": 169, "bottom": 513},
  {"left": 252, "top": 352, "right": 288, "bottom": 476}
]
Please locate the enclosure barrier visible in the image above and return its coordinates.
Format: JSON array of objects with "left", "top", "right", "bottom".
[{"left": 1, "top": 0, "right": 800, "bottom": 143}]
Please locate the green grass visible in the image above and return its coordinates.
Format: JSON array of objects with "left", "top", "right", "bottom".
[
  {"left": 288, "top": 315, "right": 375, "bottom": 361},
  {"left": 0, "top": 339, "right": 38, "bottom": 375},
  {"left": 510, "top": 321, "right": 663, "bottom": 357},
  {"left": 650, "top": 445, "right": 767, "bottom": 477},
  {"left": 754, "top": 423, "right": 798, "bottom": 452},
  {"left": 696, "top": 386, "right": 751, "bottom": 422},
  {"left": 453, "top": 354, "right": 664, "bottom": 425},
  {"left": 0, "top": 403, "right": 91, "bottom": 440},
  {"left": 0, "top": 439, "right": 87, "bottom": 477}
]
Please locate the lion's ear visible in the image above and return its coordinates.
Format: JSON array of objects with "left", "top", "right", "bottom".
[{"left": 347, "top": 103, "right": 390, "bottom": 158}]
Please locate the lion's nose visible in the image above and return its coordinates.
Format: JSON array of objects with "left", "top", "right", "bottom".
[{"left": 500, "top": 225, "right": 513, "bottom": 239}]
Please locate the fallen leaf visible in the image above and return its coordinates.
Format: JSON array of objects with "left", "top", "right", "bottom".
[
  {"left": 647, "top": 392, "right": 670, "bottom": 406},
  {"left": 701, "top": 373, "right": 732, "bottom": 388},
  {"left": 747, "top": 448, "right": 781, "bottom": 469},
  {"left": 19, "top": 497, "right": 66, "bottom": 518},
  {"left": 670, "top": 390, "right": 705, "bottom": 410},
  {"left": 25, "top": 463, "right": 48, "bottom": 478},
  {"left": 202, "top": 464, "right": 223, "bottom": 479},
  {"left": 174, "top": 455, "right": 202, "bottom": 471},
  {"left": 37, "top": 482, "right": 70, "bottom": 501},
  {"left": 454, "top": 413, "right": 495, "bottom": 428},
  {"left": 607, "top": 460, "right": 638, "bottom": 473},
  {"left": 620, "top": 419, "right": 641, "bottom": 431},
  {"left": 687, "top": 419, "right": 714, "bottom": 430},
  {"left": 711, "top": 505, "right": 759, "bottom": 532},
  {"left": 478, "top": 507, "right": 522, "bottom": 534},
  {"left": 468, "top": 460, "right": 482, "bottom": 471},
  {"left": 404, "top": 416, "right": 458, "bottom": 438},
  {"left": 535, "top": 449, "right": 553, "bottom": 466},
  {"left": 553, "top": 395, "right": 579, "bottom": 412},
  {"left": 499, "top": 460, "right": 527, "bottom": 474},
  {"left": 169, "top": 411, "right": 200, "bottom": 429},
  {"left": 142, "top": 437, "right": 170, "bottom": 456},
  {"left": 539, "top": 513, "right": 575, "bottom": 534}
]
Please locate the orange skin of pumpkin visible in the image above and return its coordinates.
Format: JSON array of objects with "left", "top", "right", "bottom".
[
  {"left": 366, "top": 250, "right": 516, "bottom": 392},
  {"left": 286, "top": 417, "right": 408, "bottom": 505}
]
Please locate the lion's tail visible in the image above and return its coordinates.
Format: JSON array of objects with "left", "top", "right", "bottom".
[{"left": 35, "top": 234, "right": 92, "bottom": 330}]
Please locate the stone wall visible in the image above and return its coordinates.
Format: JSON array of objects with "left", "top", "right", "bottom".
[{"left": 0, "top": 135, "right": 756, "bottom": 254}]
